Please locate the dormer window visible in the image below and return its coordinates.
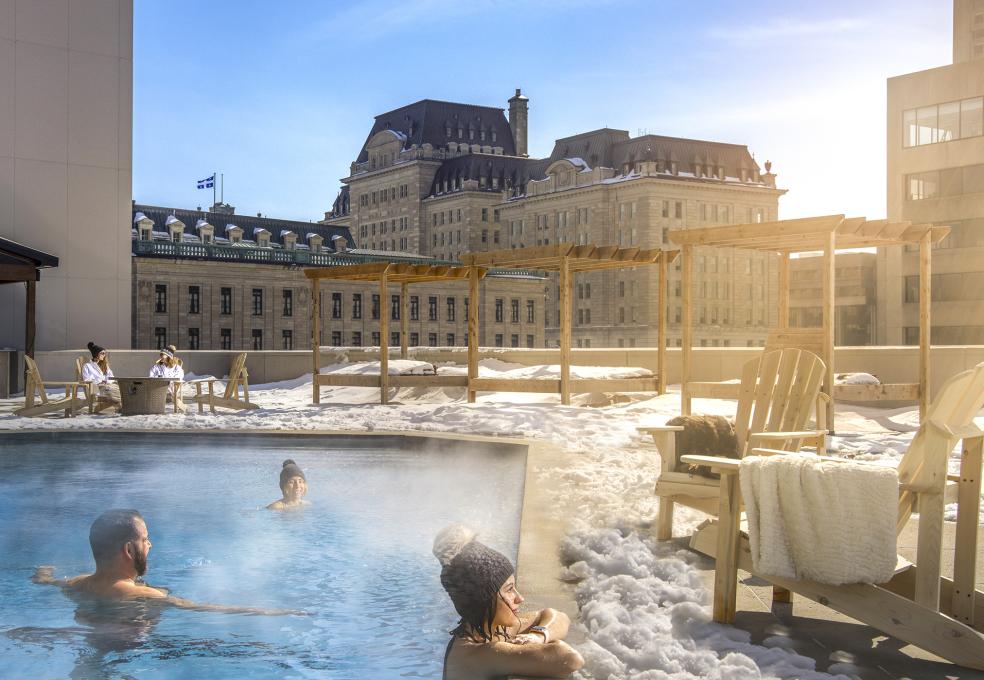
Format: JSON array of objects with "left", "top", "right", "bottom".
[
  {"left": 165, "top": 215, "right": 185, "bottom": 244},
  {"left": 282, "top": 231, "right": 297, "bottom": 251},
  {"left": 226, "top": 225, "right": 243, "bottom": 244},
  {"left": 202, "top": 233, "right": 213, "bottom": 244},
  {"left": 491, "top": 130, "right": 497, "bottom": 142},
  {"left": 140, "top": 225, "right": 152, "bottom": 241},
  {"left": 308, "top": 234, "right": 324, "bottom": 253}
]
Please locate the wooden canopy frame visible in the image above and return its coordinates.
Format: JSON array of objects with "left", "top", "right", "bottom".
[
  {"left": 669, "top": 214, "right": 950, "bottom": 425},
  {"left": 306, "top": 262, "right": 486, "bottom": 404},
  {"left": 0, "top": 237, "right": 59, "bottom": 358},
  {"left": 461, "top": 243, "right": 679, "bottom": 405}
]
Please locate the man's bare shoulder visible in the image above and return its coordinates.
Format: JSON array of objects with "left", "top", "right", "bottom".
[{"left": 67, "top": 575, "right": 166, "bottom": 600}]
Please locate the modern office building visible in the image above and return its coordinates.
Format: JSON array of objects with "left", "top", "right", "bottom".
[
  {"left": 0, "top": 0, "right": 133, "bottom": 351},
  {"left": 324, "top": 92, "right": 786, "bottom": 348},
  {"left": 882, "top": 0, "right": 984, "bottom": 345}
]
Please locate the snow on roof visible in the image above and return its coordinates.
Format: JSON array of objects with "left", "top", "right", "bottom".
[
  {"left": 225, "top": 224, "right": 242, "bottom": 233},
  {"left": 306, "top": 233, "right": 323, "bottom": 240},
  {"left": 133, "top": 211, "right": 150, "bottom": 224},
  {"left": 253, "top": 227, "right": 271, "bottom": 236},
  {"left": 280, "top": 229, "right": 297, "bottom": 238},
  {"left": 564, "top": 157, "right": 589, "bottom": 169},
  {"left": 165, "top": 214, "right": 183, "bottom": 227},
  {"left": 195, "top": 219, "right": 212, "bottom": 230}
]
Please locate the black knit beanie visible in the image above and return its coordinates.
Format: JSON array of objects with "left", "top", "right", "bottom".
[
  {"left": 87, "top": 341, "right": 105, "bottom": 359},
  {"left": 279, "top": 459, "right": 306, "bottom": 489},
  {"left": 434, "top": 525, "right": 514, "bottom": 639}
]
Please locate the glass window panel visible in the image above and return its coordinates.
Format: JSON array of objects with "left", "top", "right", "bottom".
[
  {"left": 964, "top": 163, "right": 984, "bottom": 194},
  {"left": 938, "top": 101, "right": 960, "bottom": 142},
  {"left": 961, "top": 97, "right": 984, "bottom": 138},
  {"left": 940, "top": 167, "right": 963, "bottom": 196},
  {"left": 916, "top": 106, "right": 938, "bottom": 145}
]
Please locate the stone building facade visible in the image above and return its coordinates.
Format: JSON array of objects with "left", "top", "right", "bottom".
[
  {"left": 130, "top": 204, "right": 545, "bottom": 351},
  {"left": 325, "top": 92, "right": 785, "bottom": 349},
  {"left": 883, "top": 0, "right": 984, "bottom": 345}
]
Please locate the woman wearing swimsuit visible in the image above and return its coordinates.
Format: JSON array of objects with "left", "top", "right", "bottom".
[{"left": 433, "top": 524, "right": 584, "bottom": 679}]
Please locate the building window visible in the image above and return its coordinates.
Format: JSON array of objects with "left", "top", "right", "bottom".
[
  {"left": 251, "top": 329, "right": 263, "bottom": 350},
  {"left": 447, "top": 297, "right": 456, "bottom": 322},
  {"left": 446, "top": 333, "right": 455, "bottom": 346},
  {"left": 428, "top": 296, "right": 438, "bottom": 321},
  {"left": 410, "top": 296, "right": 419, "bottom": 321},
  {"left": 510, "top": 299, "right": 519, "bottom": 323},
  {"left": 220, "top": 328, "right": 232, "bottom": 350},
  {"left": 494, "top": 334, "right": 503, "bottom": 347},
  {"left": 526, "top": 300, "right": 535, "bottom": 323},
  {"left": 155, "top": 285, "right": 167, "bottom": 313},
  {"left": 410, "top": 332, "right": 419, "bottom": 346},
  {"left": 352, "top": 293, "right": 362, "bottom": 319},
  {"left": 372, "top": 294, "right": 380, "bottom": 320},
  {"left": 482, "top": 208, "right": 489, "bottom": 222},
  {"left": 188, "top": 328, "right": 200, "bottom": 350},
  {"left": 331, "top": 331, "right": 342, "bottom": 345},
  {"left": 674, "top": 201, "right": 683, "bottom": 219},
  {"left": 188, "top": 286, "right": 200, "bottom": 314},
  {"left": 391, "top": 295, "right": 400, "bottom": 320},
  {"left": 428, "top": 332, "right": 438, "bottom": 347},
  {"left": 281, "top": 289, "right": 293, "bottom": 317},
  {"left": 495, "top": 298, "right": 503, "bottom": 323},
  {"left": 371, "top": 331, "right": 380, "bottom": 346},
  {"left": 154, "top": 326, "right": 167, "bottom": 349},
  {"left": 903, "top": 96, "right": 984, "bottom": 147},
  {"left": 391, "top": 332, "right": 400, "bottom": 346},
  {"left": 352, "top": 331, "right": 362, "bottom": 347},
  {"left": 331, "top": 292, "right": 342, "bottom": 319},
  {"left": 511, "top": 334, "right": 519, "bottom": 348},
  {"left": 252, "top": 288, "right": 263, "bottom": 316},
  {"left": 526, "top": 334, "right": 534, "bottom": 348},
  {"left": 282, "top": 329, "right": 293, "bottom": 350}
]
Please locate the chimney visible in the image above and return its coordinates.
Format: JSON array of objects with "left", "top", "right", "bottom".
[{"left": 508, "top": 88, "right": 529, "bottom": 157}]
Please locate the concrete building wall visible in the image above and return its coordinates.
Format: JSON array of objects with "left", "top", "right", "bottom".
[
  {"left": 0, "top": 0, "right": 133, "bottom": 351},
  {"left": 883, "top": 4, "right": 984, "bottom": 346}
]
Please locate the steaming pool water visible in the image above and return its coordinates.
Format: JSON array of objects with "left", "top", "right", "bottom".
[{"left": 0, "top": 432, "right": 527, "bottom": 679}]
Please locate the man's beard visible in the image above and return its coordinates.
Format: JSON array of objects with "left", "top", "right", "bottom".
[{"left": 133, "top": 549, "right": 148, "bottom": 577}]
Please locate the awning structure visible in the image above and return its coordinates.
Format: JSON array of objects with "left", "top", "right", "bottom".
[
  {"left": 0, "top": 237, "right": 59, "bottom": 357},
  {"left": 669, "top": 215, "right": 950, "bottom": 424},
  {"left": 305, "top": 244, "right": 679, "bottom": 406}
]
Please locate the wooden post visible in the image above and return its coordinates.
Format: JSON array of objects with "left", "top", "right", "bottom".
[
  {"left": 467, "top": 267, "right": 480, "bottom": 403},
  {"left": 821, "top": 232, "right": 835, "bottom": 430},
  {"left": 778, "top": 252, "right": 790, "bottom": 329},
  {"left": 952, "top": 436, "right": 983, "bottom": 625},
  {"left": 310, "top": 276, "right": 320, "bottom": 404},
  {"left": 657, "top": 252, "right": 668, "bottom": 394},
  {"left": 379, "top": 272, "right": 389, "bottom": 405},
  {"left": 400, "top": 283, "right": 409, "bottom": 359},
  {"left": 714, "top": 471, "right": 741, "bottom": 623},
  {"left": 919, "top": 232, "right": 932, "bottom": 420},
  {"left": 681, "top": 244, "right": 693, "bottom": 415},
  {"left": 25, "top": 278, "right": 36, "bottom": 359},
  {"left": 559, "top": 256, "right": 572, "bottom": 405}
]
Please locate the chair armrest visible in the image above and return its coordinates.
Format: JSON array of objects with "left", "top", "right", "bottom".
[
  {"left": 749, "top": 447, "right": 846, "bottom": 464},
  {"left": 40, "top": 380, "right": 82, "bottom": 387},
  {"left": 748, "top": 430, "right": 827, "bottom": 441},
  {"left": 637, "top": 425, "right": 685, "bottom": 433},
  {"left": 680, "top": 454, "right": 741, "bottom": 473},
  {"left": 185, "top": 377, "right": 218, "bottom": 384}
]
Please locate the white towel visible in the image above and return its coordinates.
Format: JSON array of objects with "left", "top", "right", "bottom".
[{"left": 739, "top": 454, "right": 899, "bottom": 585}]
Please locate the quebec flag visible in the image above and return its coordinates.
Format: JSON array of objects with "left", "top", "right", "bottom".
[{"left": 197, "top": 174, "right": 215, "bottom": 189}]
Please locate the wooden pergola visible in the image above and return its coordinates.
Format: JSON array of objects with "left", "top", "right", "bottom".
[
  {"left": 460, "top": 243, "right": 679, "bottom": 405},
  {"left": 669, "top": 214, "right": 950, "bottom": 425},
  {"left": 0, "top": 237, "right": 59, "bottom": 357},
  {"left": 306, "top": 261, "right": 486, "bottom": 404}
]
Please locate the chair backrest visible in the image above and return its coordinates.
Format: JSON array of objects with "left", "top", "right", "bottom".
[
  {"left": 75, "top": 356, "right": 85, "bottom": 381},
  {"left": 765, "top": 327, "right": 825, "bottom": 357},
  {"left": 734, "top": 348, "right": 826, "bottom": 453},
  {"left": 897, "top": 361, "right": 984, "bottom": 493},
  {"left": 23, "top": 355, "right": 47, "bottom": 404},
  {"left": 224, "top": 352, "right": 248, "bottom": 399}
]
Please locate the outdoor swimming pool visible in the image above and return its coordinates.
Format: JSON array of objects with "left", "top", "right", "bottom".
[{"left": 0, "top": 432, "right": 527, "bottom": 679}]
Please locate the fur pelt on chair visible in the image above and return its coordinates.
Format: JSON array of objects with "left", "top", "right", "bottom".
[{"left": 666, "top": 414, "right": 740, "bottom": 478}]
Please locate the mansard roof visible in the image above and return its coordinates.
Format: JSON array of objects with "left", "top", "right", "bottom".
[
  {"left": 427, "top": 154, "right": 547, "bottom": 198},
  {"left": 356, "top": 99, "right": 516, "bottom": 162},
  {"left": 133, "top": 204, "right": 356, "bottom": 250}
]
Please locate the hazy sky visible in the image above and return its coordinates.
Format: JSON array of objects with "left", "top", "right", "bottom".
[{"left": 133, "top": 1, "right": 952, "bottom": 223}]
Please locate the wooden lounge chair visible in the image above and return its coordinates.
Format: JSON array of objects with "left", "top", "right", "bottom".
[
  {"left": 15, "top": 355, "right": 82, "bottom": 418},
  {"left": 639, "top": 348, "right": 827, "bottom": 541},
  {"left": 684, "top": 361, "right": 984, "bottom": 670},
  {"left": 74, "top": 355, "right": 119, "bottom": 414},
  {"left": 187, "top": 352, "right": 258, "bottom": 413}
]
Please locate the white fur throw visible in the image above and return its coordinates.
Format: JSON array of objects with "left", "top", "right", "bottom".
[{"left": 739, "top": 454, "right": 899, "bottom": 585}]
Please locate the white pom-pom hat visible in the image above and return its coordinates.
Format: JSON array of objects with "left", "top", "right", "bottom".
[{"left": 433, "top": 523, "right": 477, "bottom": 567}]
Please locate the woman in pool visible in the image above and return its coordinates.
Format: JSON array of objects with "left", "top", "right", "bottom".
[
  {"left": 433, "top": 524, "right": 583, "bottom": 680},
  {"left": 266, "top": 460, "right": 308, "bottom": 510},
  {"left": 81, "top": 341, "right": 121, "bottom": 407},
  {"left": 149, "top": 345, "right": 184, "bottom": 406}
]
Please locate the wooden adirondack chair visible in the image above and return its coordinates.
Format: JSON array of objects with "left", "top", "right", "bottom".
[
  {"left": 15, "top": 356, "right": 82, "bottom": 418},
  {"left": 683, "top": 361, "right": 984, "bottom": 670},
  {"left": 640, "top": 348, "right": 827, "bottom": 540},
  {"left": 75, "top": 356, "right": 118, "bottom": 414},
  {"left": 187, "top": 352, "right": 258, "bottom": 413}
]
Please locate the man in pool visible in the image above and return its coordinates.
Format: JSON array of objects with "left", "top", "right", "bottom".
[
  {"left": 32, "top": 509, "right": 302, "bottom": 615},
  {"left": 266, "top": 459, "right": 309, "bottom": 510}
]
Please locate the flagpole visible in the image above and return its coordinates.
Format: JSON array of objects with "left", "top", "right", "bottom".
[
  {"left": 221, "top": 174, "right": 224, "bottom": 204},
  {"left": 213, "top": 171, "right": 216, "bottom": 208}
]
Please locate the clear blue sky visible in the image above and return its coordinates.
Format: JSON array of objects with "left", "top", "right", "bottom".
[{"left": 133, "top": 1, "right": 951, "bottom": 223}]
